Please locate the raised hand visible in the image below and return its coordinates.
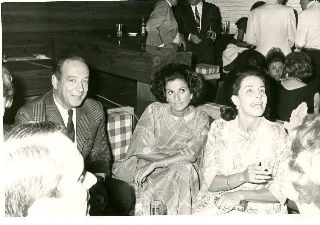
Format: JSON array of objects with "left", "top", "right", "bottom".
[
  {"left": 242, "top": 162, "right": 272, "bottom": 184},
  {"left": 189, "top": 34, "right": 202, "bottom": 44}
]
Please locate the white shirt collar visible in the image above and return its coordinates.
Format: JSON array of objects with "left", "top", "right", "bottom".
[
  {"left": 53, "top": 93, "right": 76, "bottom": 127},
  {"left": 165, "top": 0, "right": 172, "bottom": 8}
]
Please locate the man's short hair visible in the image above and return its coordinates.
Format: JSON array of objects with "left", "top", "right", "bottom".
[
  {"left": 52, "top": 55, "right": 87, "bottom": 80},
  {"left": 4, "top": 122, "right": 84, "bottom": 217}
]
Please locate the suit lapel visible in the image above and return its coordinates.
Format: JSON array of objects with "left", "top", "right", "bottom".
[
  {"left": 44, "top": 91, "right": 68, "bottom": 136},
  {"left": 201, "top": 2, "right": 209, "bottom": 33},
  {"left": 185, "top": 3, "right": 200, "bottom": 34},
  {"left": 76, "top": 102, "right": 91, "bottom": 154}
]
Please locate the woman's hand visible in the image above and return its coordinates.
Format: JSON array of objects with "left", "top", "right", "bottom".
[
  {"left": 242, "top": 162, "right": 272, "bottom": 184},
  {"left": 133, "top": 162, "right": 156, "bottom": 187},
  {"left": 216, "top": 191, "right": 244, "bottom": 213}
]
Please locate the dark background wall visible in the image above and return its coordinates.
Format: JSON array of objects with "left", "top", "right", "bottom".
[{"left": 2, "top": 1, "right": 155, "bottom": 58}]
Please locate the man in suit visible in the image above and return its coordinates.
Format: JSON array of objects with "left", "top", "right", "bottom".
[
  {"left": 174, "top": 0, "right": 222, "bottom": 65},
  {"left": 245, "top": 0, "right": 296, "bottom": 57},
  {"left": 15, "top": 55, "right": 135, "bottom": 216},
  {"left": 146, "top": 0, "right": 186, "bottom": 50}
]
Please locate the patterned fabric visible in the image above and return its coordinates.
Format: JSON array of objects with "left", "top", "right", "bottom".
[
  {"left": 14, "top": 90, "right": 111, "bottom": 176},
  {"left": 193, "top": 117, "right": 290, "bottom": 215},
  {"left": 114, "top": 102, "right": 210, "bottom": 215},
  {"left": 106, "top": 107, "right": 134, "bottom": 162}
]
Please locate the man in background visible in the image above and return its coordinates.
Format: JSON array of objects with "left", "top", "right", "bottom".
[
  {"left": 146, "top": 0, "right": 186, "bottom": 51},
  {"left": 295, "top": 0, "right": 320, "bottom": 86},
  {"left": 245, "top": 0, "right": 296, "bottom": 56},
  {"left": 174, "top": 0, "right": 222, "bottom": 65}
]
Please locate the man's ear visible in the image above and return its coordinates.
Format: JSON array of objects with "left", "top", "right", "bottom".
[
  {"left": 231, "top": 95, "right": 239, "bottom": 108},
  {"left": 52, "top": 74, "right": 58, "bottom": 90}
]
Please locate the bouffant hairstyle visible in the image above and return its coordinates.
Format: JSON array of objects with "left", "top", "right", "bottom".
[
  {"left": 221, "top": 66, "right": 268, "bottom": 121},
  {"left": 285, "top": 52, "right": 312, "bottom": 80},
  {"left": 150, "top": 64, "right": 205, "bottom": 105},
  {"left": 266, "top": 48, "right": 285, "bottom": 68},
  {"left": 289, "top": 114, "right": 320, "bottom": 207},
  {"left": 2, "top": 66, "right": 14, "bottom": 108},
  {"left": 224, "top": 49, "right": 267, "bottom": 72}
]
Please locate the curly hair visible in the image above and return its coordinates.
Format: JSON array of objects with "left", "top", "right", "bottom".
[
  {"left": 150, "top": 64, "right": 205, "bottom": 105},
  {"left": 221, "top": 66, "right": 268, "bottom": 121},
  {"left": 285, "top": 52, "right": 312, "bottom": 80}
]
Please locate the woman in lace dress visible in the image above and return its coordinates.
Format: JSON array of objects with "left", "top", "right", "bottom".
[
  {"left": 193, "top": 66, "right": 290, "bottom": 214},
  {"left": 115, "top": 64, "right": 210, "bottom": 215}
]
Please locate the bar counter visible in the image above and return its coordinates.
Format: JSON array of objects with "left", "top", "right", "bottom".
[{"left": 54, "top": 36, "right": 192, "bottom": 115}]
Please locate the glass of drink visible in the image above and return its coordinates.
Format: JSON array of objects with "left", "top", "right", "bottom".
[
  {"left": 116, "top": 23, "right": 123, "bottom": 38},
  {"left": 150, "top": 200, "right": 167, "bottom": 215}
]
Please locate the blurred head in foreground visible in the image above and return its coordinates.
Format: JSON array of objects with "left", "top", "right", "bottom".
[
  {"left": 4, "top": 122, "right": 96, "bottom": 217},
  {"left": 289, "top": 114, "right": 320, "bottom": 211}
]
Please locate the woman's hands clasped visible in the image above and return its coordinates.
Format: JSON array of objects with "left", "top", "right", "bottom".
[
  {"left": 242, "top": 162, "right": 272, "bottom": 184},
  {"left": 133, "top": 163, "right": 156, "bottom": 187},
  {"left": 216, "top": 191, "right": 244, "bottom": 213}
]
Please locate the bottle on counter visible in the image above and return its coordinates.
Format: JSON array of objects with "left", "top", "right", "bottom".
[{"left": 141, "top": 17, "right": 146, "bottom": 37}]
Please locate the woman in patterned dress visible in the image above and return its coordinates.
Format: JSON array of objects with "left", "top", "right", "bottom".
[
  {"left": 115, "top": 64, "right": 210, "bottom": 215},
  {"left": 193, "top": 66, "right": 290, "bottom": 214}
]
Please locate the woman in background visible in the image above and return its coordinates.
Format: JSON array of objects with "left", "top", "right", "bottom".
[
  {"left": 266, "top": 48, "right": 285, "bottom": 81},
  {"left": 115, "top": 64, "right": 209, "bottom": 215},
  {"left": 276, "top": 52, "right": 319, "bottom": 121},
  {"left": 193, "top": 66, "right": 289, "bottom": 214}
]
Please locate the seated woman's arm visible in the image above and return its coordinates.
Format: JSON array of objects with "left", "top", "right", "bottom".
[{"left": 135, "top": 153, "right": 171, "bottom": 162}]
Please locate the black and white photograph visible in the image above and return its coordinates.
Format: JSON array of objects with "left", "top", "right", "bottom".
[{"left": 1, "top": 0, "right": 320, "bottom": 223}]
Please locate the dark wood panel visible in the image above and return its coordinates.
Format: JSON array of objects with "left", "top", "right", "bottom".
[{"left": 2, "top": 1, "right": 155, "bottom": 57}]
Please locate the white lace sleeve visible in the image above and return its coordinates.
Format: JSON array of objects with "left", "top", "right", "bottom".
[{"left": 201, "top": 119, "right": 225, "bottom": 192}]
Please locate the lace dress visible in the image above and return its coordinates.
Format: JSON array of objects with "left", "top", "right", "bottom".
[{"left": 193, "top": 117, "right": 290, "bottom": 215}]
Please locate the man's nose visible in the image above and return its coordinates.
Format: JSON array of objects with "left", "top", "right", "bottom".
[{"left": 76, "top": 82, "right": 85, "bottom": 92}]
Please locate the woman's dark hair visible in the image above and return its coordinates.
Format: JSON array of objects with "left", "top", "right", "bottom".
[
  {"left": 224, "top": 49, "right": 267, "bottom": 72},
  {"left": 250, "top": 1, "right": 265, "bottom": 11},
  {"left": 266, "top": 48, "right": 285, "bottom": 68},
  {"left": 285, "top": 52, "right": 312, "bottom": 80},
  {"left": 221, "top": 66, "right": 269, "bottom": 121},
  {"left": 150, "top": 64, "right": 205, "bottom": 105}
]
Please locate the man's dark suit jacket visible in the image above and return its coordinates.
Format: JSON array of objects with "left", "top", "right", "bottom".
[
  {"left": 174, "top": 0, "right": 222, "bottom": 65},
  {"left": 15, "top": 90, "right": 111, "bottom": 176}
]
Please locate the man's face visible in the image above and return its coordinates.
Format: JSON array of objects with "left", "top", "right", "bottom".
[
  {"left": 188, "top": 0, "right": 201, "bottom": 6},
  {"left": 52, "top": 59, "right": 89, "bottom": 110}
]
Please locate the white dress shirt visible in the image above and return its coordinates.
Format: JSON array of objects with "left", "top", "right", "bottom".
[
  {"left": 245, "top": 0, "right": 296, "bottom": 56},
  {"left": 53, "top": 94, "right": 77, "bottom": 146},
  {"left": 295, "top": 1, "right": 320, "bottom": 50}
]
